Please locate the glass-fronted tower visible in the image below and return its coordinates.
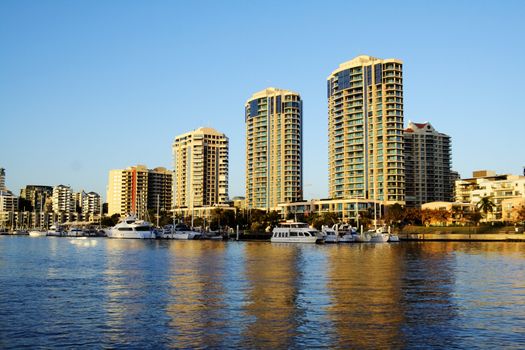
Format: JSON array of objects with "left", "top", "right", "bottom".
[
  {"left": 327, "top": 55, "right": 405, "bottom": 205},
  {"left": 245, "top": 87, "right": 303, "bottom": 210}
]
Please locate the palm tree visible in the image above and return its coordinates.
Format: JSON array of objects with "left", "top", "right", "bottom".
[{"left": 477, "top": 196, "right": 496, "bottom": 221}]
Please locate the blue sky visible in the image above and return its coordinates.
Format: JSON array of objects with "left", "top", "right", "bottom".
[{"left": 1, "top": 0, "right": 524, "bottom": 200}]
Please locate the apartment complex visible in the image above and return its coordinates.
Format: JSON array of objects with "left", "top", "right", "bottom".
[
  {"left": 20, "top": 185, "right": 53, "bottom": 212},
  {"left": 404, "top": 121, "right": 453, "bottom": 207},
  {"left": 455, "top": 171, "right": 525, "bottom": 221},
  {"left": 327, "top": 55, "right": 404, "bottom": 205},
  {"left": 52, "top": 185, "right": 74, "bottom": 213},
  {"left": 245, "top": 87, "right": 303, "bottom": 210},
  {"left": 172, "top": 127, "right": 228, "bottom": 209},
  {"left": 80, "top": 191, "right": 101, "bottom": 217},
  {"left": 107, "top": 165, "right": 173, "bottom": 216}
]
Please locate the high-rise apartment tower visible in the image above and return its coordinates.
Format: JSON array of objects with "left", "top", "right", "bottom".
[
  {"left": 404, "top": 121, "right": 452, "bottom": 207},
  {"left": 172, "top": 127, "right": 229, "bottom": 209},
  {"left": 327, "top": 55, "right": 404, "bottom": 205},
  {"left": 245, "top": 87, "right": 303, "bottom": 210}
]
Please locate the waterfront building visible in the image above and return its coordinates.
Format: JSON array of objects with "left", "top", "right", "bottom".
[
  {"left": 277, "top": 198, "right": 380, "bottom": 222},
  {"left": 0, "top": 168, "right": 5, "bottom": 191},
  {"left": 147, "top": 167, "right": 173, "bottom": 213},
  {"left": 81, "top": 191, "right": 101, "bottom": 218},
  {"left": 52, "top": 185, "right": 74, "bottom": 213},
  {"left": 107, "top": 165, "right": 173, "bottom": 217},
  {"left": 19, "top": 185, "right": 53, "bottom": 212},
  {"left": 404, "top": 121, "right": 453, "bottom": 207},
  {"left": 172, "top": 127, "right": 228, "bottom": 209},
  {"left": 455, "top": 170, "right": 525, "bottom": 221},
  {"left": 327, "top": 55, "right": 404, "bottom": 205},
  {"left": 245, "top": 87, "right": 303, "bottom": 210}
]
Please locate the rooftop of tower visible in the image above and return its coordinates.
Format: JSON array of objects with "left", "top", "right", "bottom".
[
  {"left": 246, "top": 87, "right": 300, "bottom": 103},
  {"left": 173, "top": 126, "right": 228, "bottom": 143},
  {"left": 328, "top": 55, "right": 403, "bottom": 78}
]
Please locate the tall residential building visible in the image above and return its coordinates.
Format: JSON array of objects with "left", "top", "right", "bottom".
[
  {"left": 404, "top": 121, "right": 452, "bottom": 207},
  {"left": 148, "top": 167, "right": 173, "bottom": 212},
  {"left": 20, "top": 185, "right": 53, "bottom": 212},
  {"left": 172, "top": 127, "right": 228, "bottom": 209},
  {"left": 245, "top": 87, "right": 303, "bottom": 210},
  {"left": 0, "top": 168, "right": 5, "bottom": 191},
  {"left": 107, "top": 165, "right": 173, "bottom": 216},
  {"left": 82, "top": 191, "right": 101, "bottom": 217},
  {"left": 327, "top": 55, "right": 404, "bottom": 205},
  {"left": 52, "top": 185, "right": 74, "bottom": 213}
]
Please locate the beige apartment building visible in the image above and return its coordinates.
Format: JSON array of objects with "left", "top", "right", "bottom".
[
  {"left": 404, "top": 121, "right": 453, "bottom": 207},
  {"left": 245, "top": 87, "right": 303, "bottom": 210},
  {"left": 172, "top": 127, "right": 228, "bottom": 209},
  {"left": 107, "top": 165, "right": 173, "bottom": 217},
  {"left": 327, "top": 55, "right": 404, "bottom": 205},
  {"left": 455, "top": 171, "right": 525, "bottom": 221}
]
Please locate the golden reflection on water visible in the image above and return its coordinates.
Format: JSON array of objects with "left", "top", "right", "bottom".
[
  {"left": 324, "top": 244, "right": 405, "bottom": 348},
  {"left": 240, "top": 243, "right": 302, "bottom": 348},
  {"left": 166, "top": 241, "right": 228, "bottom": 348}
]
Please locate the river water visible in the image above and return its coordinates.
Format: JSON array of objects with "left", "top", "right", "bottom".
[{"left": 1, "top": 236, "right": 525, "bottom": 349}]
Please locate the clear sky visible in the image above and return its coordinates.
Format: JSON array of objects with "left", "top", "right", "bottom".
[{"left": 1, "top": 0, "right": 524, "bottom": 201}]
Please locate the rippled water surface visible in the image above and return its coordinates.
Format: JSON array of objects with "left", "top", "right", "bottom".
[{"left": 1, "top": 237, "right": 525, "bottom": 349}]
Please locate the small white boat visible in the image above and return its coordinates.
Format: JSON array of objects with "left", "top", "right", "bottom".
[
  {"left": 169, "top": 223, "right": 201, "bottom": 240},
  {"left": 388, "top": 234, "right": 400, "bottom": 242},
  {"left": 67, "top": 227, "right": 84, "bottom": 237},
  {"left": 321, "top": 225, "right": 339, "bottom": 243},
  {"left": 108, "top": 215, "right": 155, "bottom": 239},
  {"left": 29, "top": 230, "right": 47, "bottom": 237},
  {"left": 368, "top": 227, "right": 389, "bottom": 243},
  {"left": 271, "top": 222, "right": 322, "bottom": 243},
  {"left": 47, "top": 225, "right": 65, "bottom": 237},
  {"left": 354, "top": 233, "right": 371, "bottom": 242}
]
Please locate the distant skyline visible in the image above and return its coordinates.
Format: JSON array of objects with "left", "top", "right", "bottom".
[{"left": 1, "top": 0, "right": 524, "bottom": 201}]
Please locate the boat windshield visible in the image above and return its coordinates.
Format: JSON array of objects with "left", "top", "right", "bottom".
[
  {"left": 279, "top": 222, "right": 309, "bottom": 228},
  {"left": 135, "top": 226, "right": 151, "bottom": 231}
]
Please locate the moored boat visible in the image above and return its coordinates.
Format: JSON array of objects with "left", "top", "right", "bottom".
[
  {"left": 108, "top": 215, "right": 155, "bottom": 239},
  {"left": 271, "top": 222, "right": 322, "bottom": 243},
  {"left": 29, "top": 230, "right": 47, "bottom": 237},
  {"left": 321, "top": 225, "right": 339, "bottom": 243}
]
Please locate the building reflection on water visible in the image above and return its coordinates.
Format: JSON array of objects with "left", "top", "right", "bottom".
[{"left": 98, "top": 240, "right": 525, "bottom": 348}]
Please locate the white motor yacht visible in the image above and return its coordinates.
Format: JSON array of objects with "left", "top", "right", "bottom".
[
  {"left": 334, "top": 223, "right": 357, "bottom": 243},
  {"left": 271, "top": 222, "right": 322, "bottom": 243},
  {"left": 368, "top": 227, "right": 390, "bottom": 243},
  {"left": 388, "top": 234, "right": 400, "bottom": 242},
  {"left": 108, "top": 216, "right": 155, "bottom": 239},
  {"left": 67, "top": 227, "right": 84, "bottom": 237},
  {"left": 47, "top": 225, "right": 65, "bottom": 237},
  {"left": 164, "top": 223, "right": 201, "bottom": 240},
  {"left": 29, "top": 230, "right": 47, "bottom": 237},
  {"left": 321, "top": 225, "right": 339, "bottom": 243}
]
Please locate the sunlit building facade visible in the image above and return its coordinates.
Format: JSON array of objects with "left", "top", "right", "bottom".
[
  {"left": 172, "top": 127, "right": 229, "bottom": 209},
  {"left": 107, "top": 165, "right": 172, "bottom": 217},
  {"left": 245, "top": 87, "right": 303, "bottom": 210},
  {"left": 404, "top": 121, "right": 452, "bottom": 207},
  {"left": 327, "top": 55, "right": 404, "bottom": 205}
]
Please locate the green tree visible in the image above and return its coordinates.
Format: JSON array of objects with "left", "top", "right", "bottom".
[
  {"left": 311, "top": 212, "right": 339, "bottom": 230},
  {"left": 404, "top": 207, "right": 422, "bottom": 226},
  {"left": 465, "top": 211, "right": 482, "bottom": 226},
  {"left": 101, "top": 213, "right": 120, "bottom": 227},
  {"left": 384, "top": 203, "right": 405, "bottom": 227},
  {"left": 477, "top": 196, "right": 496, "bottom": 220}
]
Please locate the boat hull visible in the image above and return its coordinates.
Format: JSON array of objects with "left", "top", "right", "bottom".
[
  {"left": 107, "top": 230, "right": 155, "bottom": 239},
  {"left": 271, "top": 236, "right": 318, "bottom": 243},
  {"left": 29, "top": 231, "right": 46, "bottom": 237}
]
